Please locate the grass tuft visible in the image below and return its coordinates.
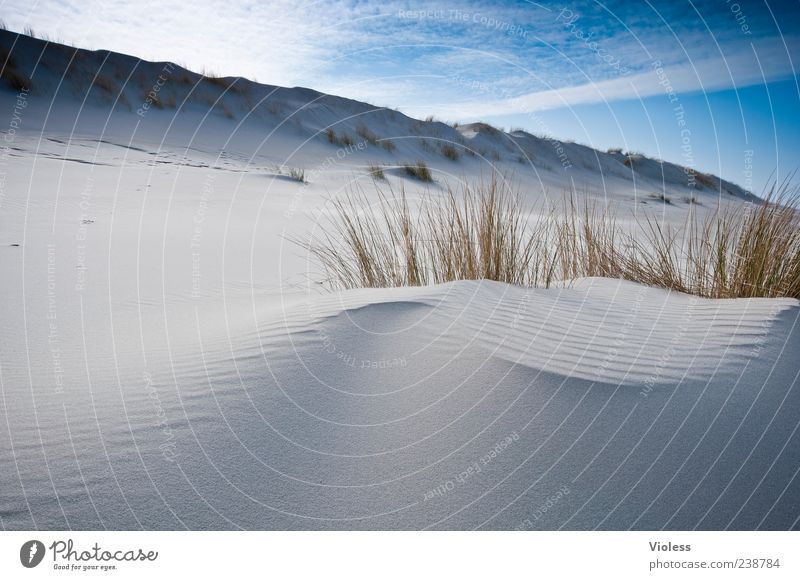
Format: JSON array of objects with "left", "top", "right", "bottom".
[
  {"left": 367, "top": 163, "right": 385, "bottom": 180},
  {"left": 325, "top": 127, "right": 355, "bottom": 147},
  {"left": 441, "top": 143, "right": 460, "bottom": 161},
  {"left": 91, "top": 75, "right": 115, "bottom": 93},
  {"left": 402, "top": 161, "right": 432, "bottom": 182},
  {"left": 0, "top": 46, "right": 31, "bottom": 91},
  {"left": 649, "top": 192, "right": 672, "bottom": 204},
  {"left": 299, "top": 175, "right": 800, "bottom": 298},
  {"left": 686, "top": 167, "right": 715, "bottom": 189},
  {"left": 288, "top": 167, "right": 306, "bottom": 183},
  {"left": 356, "top": 124, "right": 379, "bottom": 145},
  {"left": 2, "top": 68, "right": 31, "bottom": 91}
]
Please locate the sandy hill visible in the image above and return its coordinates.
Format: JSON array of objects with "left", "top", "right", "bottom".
[{"left": 1, "top": 28, "right": 753, "bottom": 204}]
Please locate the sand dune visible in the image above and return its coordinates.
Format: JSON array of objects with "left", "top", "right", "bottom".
[{"left": 1, "top": 30, "right": 798, "bottom": 530}]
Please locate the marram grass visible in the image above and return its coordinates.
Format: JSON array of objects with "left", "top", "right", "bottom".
[{"left": 299, "top": 175, "right": 800, "bottom": 299}]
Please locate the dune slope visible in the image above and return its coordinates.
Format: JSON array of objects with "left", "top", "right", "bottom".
[{"left": 0, "top": 30, "right": 798, "bottom": 531}]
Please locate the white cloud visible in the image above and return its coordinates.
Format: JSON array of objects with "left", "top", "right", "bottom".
[
  {"left": 1, "top": 0, "right": 796, "bottom": 117},
  {"left": 422, "top": 34, "right": 800, "bottom": 118}
]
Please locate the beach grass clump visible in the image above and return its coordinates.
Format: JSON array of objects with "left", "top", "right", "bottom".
[
  {"left": 300, "top": 174, "right": 800, "bottom": 298},
  {"left": 625, "top": 182, "right": 800, "bottom": 298},
  {"left": 300, "top": 176, "right": 541, "bottom": 288},
  {"left": 441, "top": 143, "right": 460, "bottom": 161},
  {"left": 2, "top": 68, "right": 31, "bottom": 91},
  {"left": 649, "top": 192, "right": 672, "bottom": 204},
  {"left": 356, "top": 124, "right": 379, "bottom": 145},
  {"left": 325, "top": 127, "right": 354, "bottom": 147},
  {"left": 367, "top": 163, "right": 386, "bottom": 180},
  {"left": 288, "top": 167, "right": 306, "bottom": 183},
  {"left": 0, "top": 48, "right": 31, "bottom": 91},
  {"left": 402, "top": 161, "right": 432, "bottom": 182}
]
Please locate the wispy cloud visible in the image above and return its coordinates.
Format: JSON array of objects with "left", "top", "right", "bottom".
[
  {"left": 442, "top": 34, "right": 800, "bottom": 118},
  {"left": 2, "top": 0, "right": 798, "bottom": 116}
]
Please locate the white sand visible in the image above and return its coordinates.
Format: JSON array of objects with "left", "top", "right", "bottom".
[{"left": 0, "top": 32, "right": 798, "bottom": 530}]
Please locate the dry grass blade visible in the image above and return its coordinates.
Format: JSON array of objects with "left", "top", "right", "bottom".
[{"left": 296, "top": 174, "right": 800, "bottom": 299}]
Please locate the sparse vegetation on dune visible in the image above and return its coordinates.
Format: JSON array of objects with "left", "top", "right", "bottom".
[
  {"left": 218, "top": 100, "right": 234, "bottom": 118},
  {"left": 0, "top": 47, "right": 30, "bottom": 91},
  {"left": 649, "top": 192, "right": 672, "bottom": 204},
  {"left": 301, "top": 177, "right": 549, "bottom": 288},
  {"left": 200, "top": 71, "right": 243, "bottom": 92},
  {"left": 91, "top": 74, "right": 115, "bottom": 94},
  {"left": 367, "top": 163, "right": 385, "bottom": 180},
  {"left": 174, "top": 71, "right": 194, "bottom": 86},
  {"left": 1, "top": 66, "right": 30, "bottom": 91},
  {"left": 287, "top": 167, "right": 306, "bottom": 182},
  {"left": 441, "top": 143, "right": 460, "bottom": 161},
  {"left": 356, "top": 124, "right": 379, "bottom": 145},
  {"left": 300, "top": 175, "right": 800, "bottom": 298},
  {"left": 419, "top": 138, "right": 434, "bottom": 153},
  {"left": 325, "top": 128, "right": 354, "bottom": 147},
  {"left": 402, "top": 161, "right": 432, "bottom": 182},
  {"left": 686, "top": 167, "right": 715, "bottom": 189},
  {"left": 623, "top": 182, "right": 800, "bottom": 298}
]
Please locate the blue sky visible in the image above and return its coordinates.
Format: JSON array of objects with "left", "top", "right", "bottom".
[{"left": 2, "top": 0, "right": 798, "bottom": 192}]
